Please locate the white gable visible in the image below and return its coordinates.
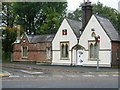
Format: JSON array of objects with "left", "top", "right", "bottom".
[
  {"left": 52, "top": 18, "right": 78, "bottom": 65},
  {"left": 52, "top": 18, "right": 78, "bottom": 50},
  {"left": 79, "top": 15, "right": 111, "bottom": 50},
  {"left": 79, "top": 15, "right": 112, "bottom": 67}
]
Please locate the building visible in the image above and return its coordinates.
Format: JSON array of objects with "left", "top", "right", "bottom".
[
  {"left": 52, "top": 1, "right": 120, "bottom": 67},
  {"left": 12, "top": 32, "right": 54, "bottom": 64},
  {"left": 79, "top": 14, "right": 120, "bottom": 67},
  {"left": 12, "top": 0, "right": 120, "bottom": 67},
  {"left": 52, "top": 18, "right": 83, "bottom": 65}
]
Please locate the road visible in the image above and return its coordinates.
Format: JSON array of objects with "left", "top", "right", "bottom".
[{"left": 1, "top": 63, "right": 119, "bottom": 88}]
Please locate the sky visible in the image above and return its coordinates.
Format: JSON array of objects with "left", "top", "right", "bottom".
[{"left": 67, "top": 0, "right": 120, "bottom": 11}]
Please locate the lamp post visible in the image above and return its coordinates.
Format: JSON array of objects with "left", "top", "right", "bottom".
[{"left": 95, "top": 35, "right": 100, "bottom": 71}]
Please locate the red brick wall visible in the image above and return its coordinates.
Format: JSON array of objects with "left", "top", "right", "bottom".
[
  {"left": 13, "top": 35, "right": 52, "bottom": 64},
  {"left": 111, "top": 42, "right": 120, "bottom": 68}
]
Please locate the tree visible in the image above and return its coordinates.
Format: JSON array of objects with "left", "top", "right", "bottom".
[
  {"left": 2, "top": 2, "right": 15, "bottom": 27},
  {"left": 117, "top": 13, "right": 120, "bottom": 33},
  {"left": 2, "top": 2, "right": 18, "bottom": 61},
  {"left": 2, "top": 2, "right": 17, "bottom": 53},
  {"left": 37, "top": 2, "right": 67, "bottom": 34},
  {"left": 67, "top": 8, "right": 82, "bottom": 21},
  {"left": 13, "top": 2, "right": 67, "bottom": 35},
  {"left": 13, "top": 2, "right": 43, "bottom": 35}
]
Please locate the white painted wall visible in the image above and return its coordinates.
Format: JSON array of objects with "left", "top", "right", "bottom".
[
  {"left": 79, "top": 15, "right": 112, "bottom": 67},
  {"left": 52, "top": 19, "right": 78, "bottom": 65}
]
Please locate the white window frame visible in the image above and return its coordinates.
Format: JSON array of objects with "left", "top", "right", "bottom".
[
  {"left": 88, "top": 41, "right": 99, "bottom": 60},
  {"left": 60, "top": 42, "right": 69, "bottom": 59},
  {"left": 46, "top": 47, "right": 51, "bottom": 60}
]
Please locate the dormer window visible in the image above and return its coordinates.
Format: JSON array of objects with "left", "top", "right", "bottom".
[{"left": 62, "top": 29, "right": 67, "bottom": 35}]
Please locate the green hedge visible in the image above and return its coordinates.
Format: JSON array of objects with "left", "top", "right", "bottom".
[{"left": 2, "top": 51, "right": 12, "bottom": 63}]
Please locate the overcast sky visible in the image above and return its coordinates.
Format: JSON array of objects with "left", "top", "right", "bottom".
[{"left": 67, "top": 0, "right": 120, "bottom": 11}]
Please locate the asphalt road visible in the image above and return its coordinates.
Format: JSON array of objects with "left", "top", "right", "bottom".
[
  {"left": 1, "top": 65, "right": 119, "bottom": 88},
  {"left": 2, "top": 76, "right": 118, "bottom": 88}
]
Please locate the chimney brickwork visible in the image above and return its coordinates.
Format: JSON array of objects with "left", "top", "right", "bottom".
[{"left": 82, "top": 0, "right": 92, "bottom": 30}]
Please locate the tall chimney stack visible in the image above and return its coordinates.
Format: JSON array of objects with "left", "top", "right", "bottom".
[
  {"left": 82, "top": 0, "right": 92, "bottom": 30},
  {"left": 17, "top": 25, "right": 20, "bottom": 40}
]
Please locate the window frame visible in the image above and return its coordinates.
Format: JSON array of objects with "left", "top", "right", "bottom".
[
  {"left": 60, "top": 42, "right": 69, "bottom": 60},
  {"left": 46, "top": 47, "right": 51, "bottom": 60},
  {"left": 88, "top": 40, "right": 99, "bottom": 61},
  {"left": 21, "top": 46, "right": 28, "bottom": 58},
  {"left": 62, "top": 29, "right": 67, "bottom": 35}
]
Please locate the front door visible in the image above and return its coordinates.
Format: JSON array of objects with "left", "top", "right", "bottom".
[{"left": 77, "top": 50, "right": 83, "bottom": 66}]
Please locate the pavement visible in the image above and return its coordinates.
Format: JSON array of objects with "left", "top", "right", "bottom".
[{"left": 2, "top": 62, "right": 119, "bottom": 75}]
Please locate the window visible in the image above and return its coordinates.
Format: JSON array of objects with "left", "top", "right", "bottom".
[
  {"left": 22, "top": 46, "right": 28, "bottom": 58},
  {"left": 89, "top": 41, "right": 99, "bottom": 60},
  {"left": 46, "top": 48, "right": 51, "bottom": 59},
  {"left": 60, "top": 42, "right": 69, "bottom": 59},
  {"left": 90, "top": 43, "right": 94, "bottom": 58},
  {"left": 116, "top": 48, "right": 120, "bottom": 60},
  {"left": 62, "top": 29, "right": 67, "bottom": 35}
]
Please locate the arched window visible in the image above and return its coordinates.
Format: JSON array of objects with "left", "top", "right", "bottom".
[
  {"left": 65, "top": 44, "right": 68, "bottom": 57},
  {"left": 22, "top": 46, "right": 28, "bottom": 58},
  {"left": 61, "top": 44, "right": 65, "bottom": 58},
  {"left": 90, "top": 43, "right": 94, "bottom": 58},
  {"left": 61, "top": 42, "right": 69, "bottom": 59},
  {"left": 94, "top": 43, "right": 98, "bottom": 58},
  {"left": 89, "top": 41, "right": 99, "bottom": 60}
]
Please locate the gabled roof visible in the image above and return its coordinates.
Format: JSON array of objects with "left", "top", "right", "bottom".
[
  {"left": 28, "top": 34, "right": 54, "bottom": 43},
  {"left": 14, "top": 34, "right": 54, "bottom": 44},
  {"left": 95, "top": 15, "right": 120, "bottom": 42},
  {"left": 66, "top": 18, "right": 82, "bottom": 38}
]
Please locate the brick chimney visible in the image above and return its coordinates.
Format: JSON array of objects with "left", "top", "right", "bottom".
[
  {"left": 82, "top": 0, "right": 92, "bottom": 30},
  {"left": 17, "top": 25, "right": 21, "bottom": 40}
]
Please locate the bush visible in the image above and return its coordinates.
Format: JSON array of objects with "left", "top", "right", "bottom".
[{"left": 2, "top": 51, "right": 12, "bottom": 63}]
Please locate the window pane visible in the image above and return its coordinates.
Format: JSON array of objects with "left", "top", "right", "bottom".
[
  {"left": 94, "top": 44, "right": 98, "bottom": 58},
  {"left": 65, "top": 44, "right": 68, "bottom": 57},
  {"left": 90, "top": 43, "right": 94, "bottom": 58},
  {"left": 22, "top": 46, "right": 28, "bottom": 57},
  {"left": 61, "top": 42, "right": 69, "bottom": 59},
  {"left": 61, "top": 44, "right": 64, "bottom": 58}
]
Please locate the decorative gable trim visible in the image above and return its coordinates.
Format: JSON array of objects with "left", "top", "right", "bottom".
[{"left": 20, "top": 32, "right": 31, "bottom": 44}]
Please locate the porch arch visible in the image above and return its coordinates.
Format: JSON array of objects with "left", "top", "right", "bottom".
[{"left": 71, "top": 44, "right": 85, "bottom": 66}]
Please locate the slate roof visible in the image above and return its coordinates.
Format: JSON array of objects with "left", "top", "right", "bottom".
[
  {"left": 95, "top": 15, "right": 120, "bottom": 42},
  {"left": 14, "top": 34, "right": 54, "bottom": 44},
  {"left": 66, "top": 18, "right": 82, "bottom": 38},
  {"left": 27, "top": 34, "right": 54, "bottom": 43}
]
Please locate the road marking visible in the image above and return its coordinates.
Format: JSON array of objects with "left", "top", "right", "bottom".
[
  {"left": 20, "top": 70, "right": 43, "bottom": 74},
  {"left": 38, "top": 75, "right": 45, "bottom": 78},
  {"left": 53, "top": 75, "right": 64, "bottom": 78},
  {"left": 112, "top": 75, "right": 119, "bottom": 77},
  {"left": 98, "top": 74, "right": 109, "bottom": 77},
  {"left": 88, "top": 72, "right": 93, "bottom": 74},
  {"left": 82, "top": 75, "right": 94, "bottom": 77},
  {"left": 66, "top": 75, "right": 80, "bottom": 78},
  {"left": 9, "top": 75, "right": 20, "bottom": 78},
  {"left": 23, "top": 75, "right": 34, "bottom": 77}
]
